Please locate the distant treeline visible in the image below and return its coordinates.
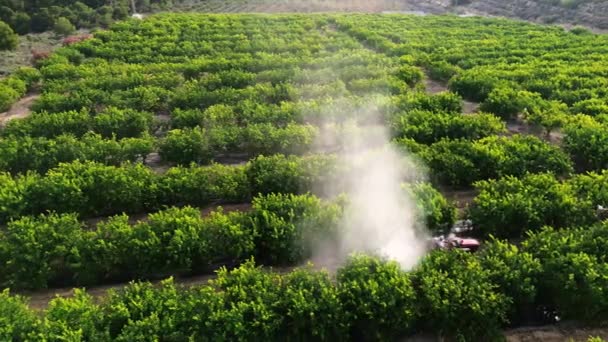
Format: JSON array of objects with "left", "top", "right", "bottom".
[{"left": 0, "top": 0, "right": 170, "bottom": 35}]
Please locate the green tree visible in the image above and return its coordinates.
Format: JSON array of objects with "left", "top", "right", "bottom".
[
  {"left": 30, "top": 8, "right": 53, "bottom": 32},
  {"left": 53, "top": 17, "right": 75, "bottom": 36},
  {"left": 469, "top": 173, "right": 595, "bottom": 238},
  {"left": 414, "top": 250, "right": 509, "bottom": 340},
  {"left": 0, "top": 213, "right": 84, "bottom": 289},
  {"left": 44, "top": 289, "right": 109, "bottom": 340},
  {"left": 563, "top": 115, "right": 608, "bottom": 172},
  {"left": 478, "top": 238, "right": 542, "bottom": 324},
  {"left": 0, "top": 290, "right": 43, "bottom": 340},
  {"left": 277, "top": 267, "right": 347, "bottom": 340},
  {"left": 337, "top": 255, "right": 418, "bottom": 340},
  {"left": 0, "top": 20, "right": 17, "bottom": 50},
  {"left": 10, "top": 12, "right": 30, "bottom": 35},
  {"left": 403, "top": 182, "right": 456, "bottom": 234},
  {"left": 480, "top": 87, "right": 543, "bottom": 120}
]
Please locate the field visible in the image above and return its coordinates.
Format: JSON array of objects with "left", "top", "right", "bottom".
[
  {"left": 1, "top": 13, "right": 608, "bottom": 341},
  {"left": 172, "top": 0, "right": 450, "bottom": 14}
]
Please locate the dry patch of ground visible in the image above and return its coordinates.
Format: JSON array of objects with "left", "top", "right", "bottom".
[
  {"left": 505, "top": 324, "right": 608, "bottom": 342},
  {"left": 0, "top": 92, "right": 39, "bottom": 125},
  {"left": 423, "top": 77, "right": 449, "bottom": 95},
  {"left": 462, "top": 100, "right": 479, "bottom": 114}
]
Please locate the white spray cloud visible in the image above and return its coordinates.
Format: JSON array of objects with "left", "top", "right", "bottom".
[{"left": 310, "top": 100, "right": 430, "bottom": 271}]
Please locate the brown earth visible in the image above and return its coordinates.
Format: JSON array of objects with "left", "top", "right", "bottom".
[
  {"left": 22, "top": 260, "right": 300, "bottom": 311},
  {"left": 0, "top": 93, "right": 39, "bottom": 125},
  {"left": 424, "top": 77, "right": 449, "bottom": 95},
  {"left": 505, "top": 324, "right": 608, "bottom": 342},
  {"left": 403, "top": 325, "right": 608, "bottom": 341}
]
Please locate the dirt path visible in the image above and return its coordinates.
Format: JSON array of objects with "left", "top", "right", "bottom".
[
  {"left": 423, "top": 77, "right": 448, "bottom": 95},
  {"left": 83, "top": 202, "right": 253, "bottom": 228},
  {"left": 462, "top": 100, "right": 479, "bottom": 114},
  {"left": 23, "top": 273, "right": 217, "bottom": 310},
  {"left": 504, "top": 324, "right": 608, "bottom": 342},
  {"left": 22, "top": 260, "right": 301, "bottom": 310},
  {"left": 402, "top": 324, "right": 608, "bottom": 341},
  {"left": 0, "top": 93, "right": 39, "bottom": 125}
]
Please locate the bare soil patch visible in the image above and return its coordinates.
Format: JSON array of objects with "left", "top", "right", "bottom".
[
  {"left": 401, "top": 324, "right": 608, "bottom": 341},
  {"left": 506, "top": 119, "right": 534, "bottom": 136},
  {"left": 504, "top": 324, "right": 608, "bottom": 342},
  {"left": 423, "top": 77, "right": 449, "bottom": 95},
  {"left": 144, "top": 152, "right": 172, "bottom": 174},
  {"left": 462, "top": 100, "right": 479, "bottom": 114},
  {"left": 0, "top": 92, "right": 39, "bottom": 125}
]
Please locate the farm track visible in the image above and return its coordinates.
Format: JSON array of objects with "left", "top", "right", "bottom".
[
  {"left": 0, "top": 92, "right": 39, "bottom": 125},
  {"left": 23, "top": 261, "right": 320, "bottom": 310},
  {"left": 83, "top": 202, "right": 252, "bottom": 228}
]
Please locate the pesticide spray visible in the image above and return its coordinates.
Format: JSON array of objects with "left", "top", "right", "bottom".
[{"left": 309, "top": 99, "right": 430, "bottom": 271}]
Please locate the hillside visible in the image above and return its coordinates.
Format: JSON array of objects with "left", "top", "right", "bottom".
[
  {"left": 462, "top": 0, "right": 608, "bottom": 31},
  {"left": 172, "top": 0, "right": 608, "bottom": 31}
]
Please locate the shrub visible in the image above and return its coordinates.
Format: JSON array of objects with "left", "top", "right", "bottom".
[
  {"left": 469, "top": 173, "right": 596, "bottom": 238},
  {"left": 159, "top": 127, "right": 214, "bottom": 165},
  {"left": 0, "top": 83, "right": 19, "bottom": 112},
  {"left": 396, "top": 65, "right": 424, "bottom": 86},
  {"left": 276, "top": 267, "right": 347, "bottom": 340},
  {"left": 391, "top": 110, "right": 505, "bottom": 144},
  {"left": 413, "top": 251, "right": 509, "bottom": 341},
  {"left": 478, "top": 238, "right": 542, "bottom": 324},
  {"left": 337, "top": 255, "right": 418, "bottom": 340},
  {"left": 0, "top": 213, "right": 84, "bottom": 289},
  {"left": 403, "top": 182, "right": 456, "bottom": 234},
  {"left": 0, "top": 20, "right": 17, "bottom": 51},
  {"left": 44, "top": 290, "right": 109, "bottom": 340},
  {"left": 250, "top": 193, "right": 342, "bottom": 264},
  {"left": 479, "top": 87, "right": 544, "bottom": 120},
  {"left": 53, "top": 17, "right": 75, "bottom": 36},
  {"left": 0, "top": 290, "right": 43, "bottom": 340},
  {"left": 563, "top": 115, "right": 608, "bottom": 172}
]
